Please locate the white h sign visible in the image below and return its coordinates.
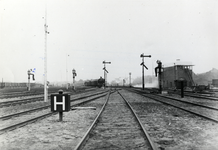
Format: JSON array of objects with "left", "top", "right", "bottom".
[
  {"left": 54, "top": 96, "right": 65, "bottom": 111},
  {"left": 51, "top": 94, "right": 70, "bottom": 112}
]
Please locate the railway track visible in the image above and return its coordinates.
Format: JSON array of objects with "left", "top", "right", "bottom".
[
  {"left": 0, "top": 92, "right": 38, "bottom": 99},
  {"left": 0, "top": 91, "right": 51, "bottom": 99},
  {"left": 0, "top": 89, "right": 105, "bottom": 108},
  {"left": 0, "top": 90, "right": 110, "bottom": 135},
  {"left": 0, "top": 91, "right": 101, "bottom": 120},
  {"left": 0, "top": 96, "right": 46, "bottom": 108},
  {"left": 182, "top": 92, "right": 218, "bottom": 101},
  {"left": 0, "top": 87, "right": 96, "bottom": 99},
  {"left": 129, "top": 89, "right": 218, "bottom": 123},
  {"left": 74, "top": 90, "right": 157, "bottom": 150},
  {"left": 168, "top": 89, "right": 218, "bottom": 101}
]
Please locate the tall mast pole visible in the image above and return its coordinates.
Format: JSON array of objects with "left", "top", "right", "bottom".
[
  {"left": 142, "top": 57, "right": 144, "bottom": 90},
  {"left": 66, "top": 54, "right": 69, "bottom": 90},
  {"left": 44, "top": 4, "right": 49, "bottom": 102},
  {"left": 104, "top": 63, "right": 106, "bottom": 88}
]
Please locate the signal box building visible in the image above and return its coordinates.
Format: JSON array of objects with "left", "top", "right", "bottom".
[
  {"left": 212, "top": 79, "right": 218, "bottom": 87},
  {"left": 162, "top": 61, "right": 195, "bottom": 89}
]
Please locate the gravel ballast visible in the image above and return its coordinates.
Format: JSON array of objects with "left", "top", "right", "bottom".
[
  {"left": 120, "top": 90, "right": 218, "bottom": 149},
  {"left": 1, "top": 89, "right": 218, "bottom": 149},
  {"left": 0, "top": 96, "right": 106, "bottom": 150}
]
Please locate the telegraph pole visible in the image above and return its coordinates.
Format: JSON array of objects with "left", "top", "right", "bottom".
[
  {"left": 140, "top": 53, "right": 151, "bottom": 90},
  {"left": 103, "top": 60, "right": 111, "bottom": 88},
  {"left": 66, "top": 54, "right": 69, "bottom": 90},
  {"left": 44, "top": 5, "right": 49, "bottom": 102}
]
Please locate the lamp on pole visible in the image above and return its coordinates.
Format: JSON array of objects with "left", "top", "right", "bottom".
[
  {"left": 72, "top": 69, "right": 77, "bottom": 90},
  {"left": 66, "top": 54, "right": 69, "bottom": 90},
  {"left": 129, "top": 72, "right": 131, "bottom": 87},
  {"left": 103, "top": 60, "right": 111, "bottom": 88},
  {"left": 140, "top": 53, "right": 151, "bottom": 90}
]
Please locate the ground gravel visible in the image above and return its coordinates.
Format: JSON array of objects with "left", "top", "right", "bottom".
[
  {"left": 0, "top": 96, "right": 106, "bottom": 150},
  {"left": 1, "top": 89, "right": 218, "bottom": 150},
  {"left": 120, "top": 90, "right": 218, "bottom": 150}
]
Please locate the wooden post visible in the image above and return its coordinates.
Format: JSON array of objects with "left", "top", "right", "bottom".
[
  {"left": 181, "top": 81, "right": 184, "bottom": 98},
  {"left": 59, "top": 112, "right": 63, "bottom": 122}
]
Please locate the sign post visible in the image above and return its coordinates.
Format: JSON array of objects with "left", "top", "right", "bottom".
[{"left": 51, "top": 90, "right": 70, "bottom": 121}]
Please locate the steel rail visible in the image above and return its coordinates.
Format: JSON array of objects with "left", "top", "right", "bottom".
[
  {"left": 183, "top": 93, "right": 218, "bottom": 101},
  {"left": 0, "top": 92, "right": 44, "bottom": 99},
  {"left": 0, "top": 113, "right": 55, "bottom": 135},
  {"left": 117, "top": 91, "right": 158, "bottom": 150},
  {"left": 145, "top": 94, "right": 218, "bottom": 123},
  {"left": 0, "top": 89, "right": 107, "bottom": 108},
  {"left": 0, "top": 97, "right": 42, "bottom": 104},
  {"left": 0, "top": 105, "right": 50, "bottom": 120},
  {"left": 0, "top": 97, "right": 45, "bottom": 108},
  {"left": 129, "top": 89, "right": 218, "bottom": 123},
  {"left": 0, "top": 90, "right": 109, "bottom": 120},
  {"left": 160, "top": 95, "right": 218, "bottom": 111},
  {"left": 0, "top": 92, "right": 109, "bottom": 135},
  {"left": 0, "top": 87, "right": 95, "bottom": 99},
  {"left": 168, "top": 89, "right": 218, "bottom": 100},
  {"left": 133, "top": 90, "right": 218, "bottom": 111},
  {"left": 133, "top": 88, "right": 218, "bottom": 100},
  {"left": 0, "top": 89, "right": 103, "bottom": 105},
  {"left": 74, "top": 90, "right": 111, "bottom": 150}
]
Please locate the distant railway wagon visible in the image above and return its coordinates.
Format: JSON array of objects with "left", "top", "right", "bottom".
[
  {"left": 193, "top": 85, "right": 209, "bottom": 92},
  {"left": 84, "top": 77, "right": 105, "bottom": 88},
  {"left": 0, "top": 82, "right": 42, "bottom": 89}
]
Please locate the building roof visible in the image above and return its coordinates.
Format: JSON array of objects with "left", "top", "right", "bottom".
[{"left": 163, "top": 61, "right": 194, "bottom": 68}]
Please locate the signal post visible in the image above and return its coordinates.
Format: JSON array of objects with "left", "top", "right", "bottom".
[
  {"left": 27, "top": 69, "right": 35, "bottom": 91},
  {"left": 103, "top": 61, "right": 111, "bottom": 88},
  {"left": 140, "top": 54, "right": 151, "bottom": 90},
  {"left": 72, "top": 69, "right": 77, "bottom": 90}
]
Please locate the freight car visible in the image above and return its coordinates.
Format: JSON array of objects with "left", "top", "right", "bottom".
[
  {"left": 193, "top": 85, "right": 210, "bottom": 92},
  {"left": 84, "top": 77, "right": 105, "bottom": 88},
  {"left": 0, "top": 82, "right": 26, "bottom": 88},
  {"left": 0, "top": 82, "right": 42, "bottom": 89}
]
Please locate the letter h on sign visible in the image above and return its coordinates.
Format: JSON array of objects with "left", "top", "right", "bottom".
[{"left": 51, "top": 94, "right": 70, "bottom": 112}]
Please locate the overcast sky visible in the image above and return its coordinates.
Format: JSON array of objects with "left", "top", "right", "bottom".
[{"left": 0, "top": 0, "right": 218, "bottom": 83}]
